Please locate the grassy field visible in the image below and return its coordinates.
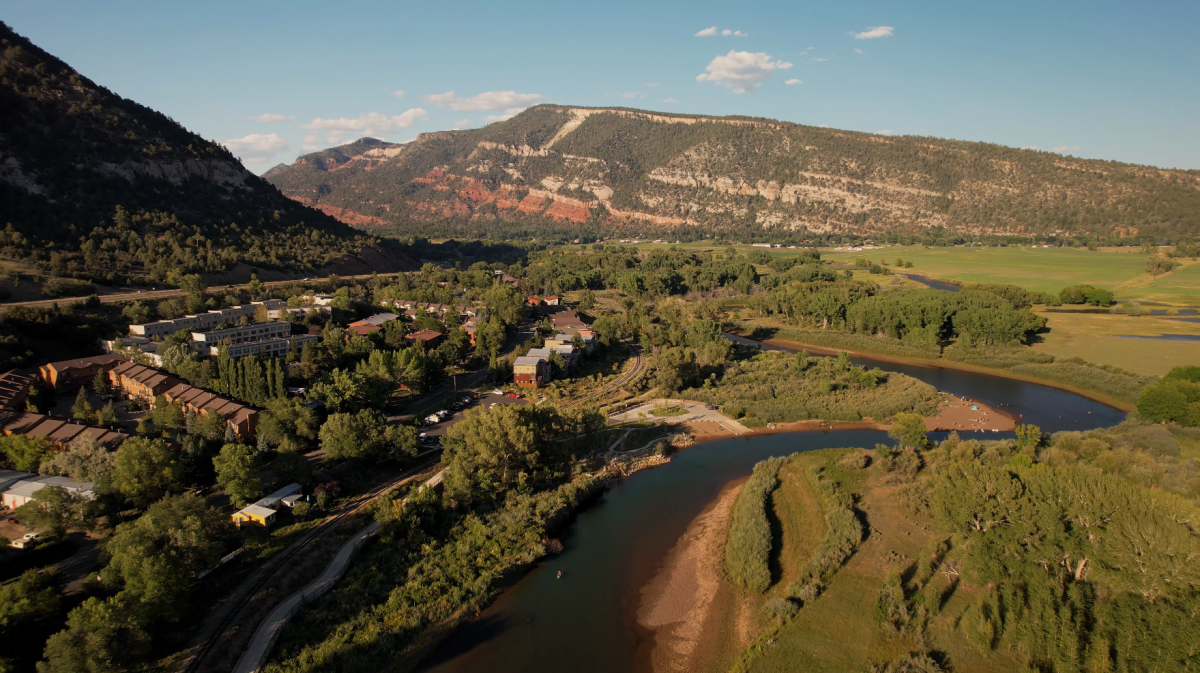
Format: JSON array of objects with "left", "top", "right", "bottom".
[
  {"left": 1035, "top": 310, "right": 1200, "bottom": 376},
  {"left": 819, "top": 245, "right": 1154, "bottom": 297},
  {"left": 742, "top": 450, "right": 1027, "bottom": 673},
  {"left": 626, "top": 240, "right": 1200, "bottom": 305}
]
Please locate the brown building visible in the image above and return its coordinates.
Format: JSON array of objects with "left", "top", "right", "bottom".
[
  {"left": 513, "top": 355, "right": 550, "bottom": 388},
  {"left": 39, "top": 354, "right": 126, "bottom": 392},
  {"left": 0, "top": 371, "right": 37, "bottom": 411},
  {"left": 108, "top": 361, "right": 182, "bottom": 399},
  {"left": 162, "top": 383, "right": 258, "bottom": 437},
  {"left": 405, "top": 329, "right": 445, "bottom": 348},
  {"left": 0, "top": 411, "right": 128, "bottom": 450}
]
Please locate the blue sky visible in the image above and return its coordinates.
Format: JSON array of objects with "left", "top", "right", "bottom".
[{"left": 5, "top": 0, "right": 1199, "bottom": 173}]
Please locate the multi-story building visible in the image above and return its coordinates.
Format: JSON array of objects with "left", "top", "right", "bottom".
[
  {"left": 190, "top": 321, "right": 292, "bottom": 356},
  {"left": 513, "top": 355, "right": 550, "bottom": 388},
  {"left": 0, "top": 371, "right": 37, "bottom": 412},
  {"left": 161, "top": 383, "right": 258, "bottom": 437},
  {"left": 219, "top": 334, "right": 317, "bottom": 359},
  {"left": 0, "top": 411, "right": 128, "bottom": 450},
  {"left": 108, "top": 361, "right": 183, "bottom": 399},
  {"left": 38, "top": 354, "right": 126, "bottom": 392}
]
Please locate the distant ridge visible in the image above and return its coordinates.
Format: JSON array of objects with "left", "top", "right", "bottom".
[{"left": 265, "top": 104, "right": 1200, "bottom": 242}]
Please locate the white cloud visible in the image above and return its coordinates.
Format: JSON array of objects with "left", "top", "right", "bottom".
[
  {"left": 696, "top": 50, "right": 793, "bottom": 93},
  {"left": 853, "top": 26, "right": 894, "bottom": 39},
  {"left": 697, "top": 26, "right": 746, "bottom": 37},
  {"left": 662, "top": 98, "right": 680, "bottom": 103},
  {"left": 455, "top": 118, "right": 472, "bottom": 126},
  {"left": 392, "top": 90, "right": 405, "bottom": 98},
  {"left": 618, "top": 91, "right": 646, "bottom": 99},
  {"left": 248, "top": 113, "right": 295, "bottom": 122},
  {"left": 222, "top": 133, "right": 291, "bottom": 163},
  {"left": 784, "top": 78, "right": 802, "bottom": 86},
  {"left": 878, "top": 129, "right": 893, "bottom": 135},
  {"left": 1053, "top": 145, "right": 1081, "bottom": 153},
  {"left": 818, "top": 124, "right": 829, "bottom": 128},
  {"left": 425, "top": 90, "right": 542, "bottom": 111},
  {"left": 855, "top": 48, "right": 865, "bottom": 54},
  {"left": 813, "top": 56, "right": 831, "bottom": 62},
  {"left": 300, "top": 109, "right": 428, "bottom": 144}
]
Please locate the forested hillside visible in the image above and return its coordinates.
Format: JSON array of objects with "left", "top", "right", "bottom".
[
  {"left": 264, "top": 105, "right": 1200, "bottom": 243},
  {"left": 0, "top": 22, "right": 386, "bottom": 285}
]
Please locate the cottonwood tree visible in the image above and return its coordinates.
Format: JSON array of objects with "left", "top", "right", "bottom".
[{"left": 212, "top": 443, "right": 262, "bottom": 507}]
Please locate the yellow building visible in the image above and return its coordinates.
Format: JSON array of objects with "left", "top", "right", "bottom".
[{"left": 231, "top": 504, "right": 276, "bottom": 527}]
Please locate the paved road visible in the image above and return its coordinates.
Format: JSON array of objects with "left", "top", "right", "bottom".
[
  {"left": 609, "top": 398, "right": 750, "bottom": 434},
  {"left": 233, "top": 469, "right": 445, "bottom": 673},
  {"left": 0, "top": 271, "right": 395, "bottom": 310}
]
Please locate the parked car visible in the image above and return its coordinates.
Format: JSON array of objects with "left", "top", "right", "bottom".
[
  {"left": 5, "top": 517, "right": 17, "bottom": 524},
  {"left": 424, "top": 414, "right": 441, "bottom": 425},
  {"left": 506, "top": 393, "right": 521, "bottom": 399}
]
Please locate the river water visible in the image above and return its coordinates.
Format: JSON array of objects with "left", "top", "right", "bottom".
[{"left": 418, "top": 346, "right": 1125, "bottom": 673}]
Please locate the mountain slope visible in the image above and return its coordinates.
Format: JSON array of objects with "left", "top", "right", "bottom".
[
  {"left": 265, "top": 105, "right": 1200, "bottom": 242},
  {"left": 0, "top": 22, "right": 398, "bottom": 285}
]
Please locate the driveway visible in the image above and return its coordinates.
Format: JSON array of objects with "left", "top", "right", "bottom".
[{"left": 609, "top": 399, "right": 749, "bottom": 435}]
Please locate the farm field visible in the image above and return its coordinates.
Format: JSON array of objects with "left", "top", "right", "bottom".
[
  {"left": 1034, "top": 310, "right": 1200, "bottom": 376},
  {"left": 818, "top": 245, "right": 1152, "bottom": 297}
]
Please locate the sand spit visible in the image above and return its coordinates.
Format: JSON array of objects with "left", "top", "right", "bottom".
[{"left": 636, "top": 481, "right": 743, "bottom": 673}]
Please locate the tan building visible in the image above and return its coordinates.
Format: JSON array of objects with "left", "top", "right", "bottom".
[
  {"left": 108, "top": 361, "right": 182, "bottom": 399},
  {"left": 190, "top": 321, "right": 293, "bottom": 356},
  {"left": 0, "top": 411, "right": 128, "bottom": 450},
  {"left": 513, "top": 355, "right": 550, "bottom": 388},
  {"left": 38, "top": 354, "right": 126, "bottom": 392}
]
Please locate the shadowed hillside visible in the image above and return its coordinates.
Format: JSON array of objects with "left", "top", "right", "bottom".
[{"left": 0, "top": 22, "right": 408, "bottom": 285}]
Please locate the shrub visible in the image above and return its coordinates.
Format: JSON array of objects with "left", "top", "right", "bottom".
[
  {"left": 725, "top": 456, "right": 788, "bottom": 592},
  {"left": 761, "top": 597, "right": 799, "bottom": 619}
]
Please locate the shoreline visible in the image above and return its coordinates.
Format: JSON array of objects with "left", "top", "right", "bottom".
[{"left": 754, "top": 334, "right": 1136, "bottom": 413}]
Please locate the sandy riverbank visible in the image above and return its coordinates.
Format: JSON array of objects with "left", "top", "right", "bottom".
[
  {"left": 636, "top": 481, "right": 744, "bottom": 673},
  {"left": 681, "top": 392, "right": 1013, "bottom": 444}
]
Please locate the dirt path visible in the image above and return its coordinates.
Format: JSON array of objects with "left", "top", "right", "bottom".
[{"left": 636, "top": 481, "right": 743, "bottom": 673}]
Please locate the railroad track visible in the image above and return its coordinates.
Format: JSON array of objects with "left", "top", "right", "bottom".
[
  {"left": 178, "top": 456, "right": 441, "bottom": 673},
  {"left": 564, "top": 349, "right": 644, "bottom": 409}
]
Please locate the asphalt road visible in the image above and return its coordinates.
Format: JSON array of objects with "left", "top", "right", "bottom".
[{"left": 0, "top": 271, "right": 394, "bottom": 310}]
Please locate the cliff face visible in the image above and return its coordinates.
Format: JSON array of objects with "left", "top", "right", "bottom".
[
  {"left": 0, "top": 22, "right": 377, "bottom": 282},
  {"left": 265, "top": 105, "right": 1200, "bottom": 241}
]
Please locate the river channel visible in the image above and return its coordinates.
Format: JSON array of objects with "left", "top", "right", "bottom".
[{"left": 418, "top": 346, "right": 1125, "bottom": 673}]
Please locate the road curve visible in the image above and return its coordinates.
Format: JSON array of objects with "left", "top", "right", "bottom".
[{"left": 233, "top": 469, "right": 445, "bottom": 673}]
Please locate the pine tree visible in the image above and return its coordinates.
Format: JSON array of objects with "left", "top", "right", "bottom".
[{"left": 274, "top": 359, "right": 286, "bottom": 398}]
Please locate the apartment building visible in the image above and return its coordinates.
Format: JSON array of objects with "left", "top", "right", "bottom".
[
  {"left": 126, "top": 300, "right": 285, "bottom": 338},
  {"left": 38, "top": 354, "right": 126, "bottom": 392},
  {"left": 190, "top": 321, "right": 292, "bottom": 356}
]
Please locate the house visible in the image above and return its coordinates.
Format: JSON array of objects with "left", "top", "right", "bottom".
[
  {"left": 231, "top": 504, "right": 276, "bottom": 527},
  {"left": 526, "top": 296, "right": 542, "bottom": 307},
  {"left": 108, "top": 361, "right": 183, "bottom": 399},
  {"left": 310, "top": 294, "right": 336, "bottom": 306},
  {"left": 0, "top": 371, "right": 37, "bottom": 411},
  {"left": 405, "top": 329, "right": 445, "bottom": 348},
  {"left": 544, "top": 295, "right": 560, "bottom": 306},
  {"left": 38, "top": 354, "right": 126, "bottom": 392},
  {"left": 100, "top": 336, "right": 165, "bottom": 366},
  {"left": 345, "top": 313, "right": 400, "bottom": 339},
  {"left": 528, "top": 345, "right": 578, "bottom": 369},
  {"left": 253, "top": 483, "right": 302, "bottom": 509},
  {"left": 462, "top": 319, "right": 478, "bottom": 346},
  {"left": 2, "top": 475, "right": 94, "bottom": 509},
  {"left": 513, "top": 355, "right": 550, "bottom": 388},
  {"left": 547, "top": 307, "right": 587, "bottom": 333},
  {"left": 345, "top": 323, "right": 381, "bottom": 339}
]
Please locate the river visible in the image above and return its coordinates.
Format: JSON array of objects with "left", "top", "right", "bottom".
[{"left": 418, "top": 346, "right": 1125, "bottom": 673}]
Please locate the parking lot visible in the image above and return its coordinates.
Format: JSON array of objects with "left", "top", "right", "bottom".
[{"left": 418, "top": 391, "right": 530, "bottom": 441}]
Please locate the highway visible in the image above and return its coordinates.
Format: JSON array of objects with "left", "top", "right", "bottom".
[{"left": 0, "top": 272, "right": 395, "bottom": 310}]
